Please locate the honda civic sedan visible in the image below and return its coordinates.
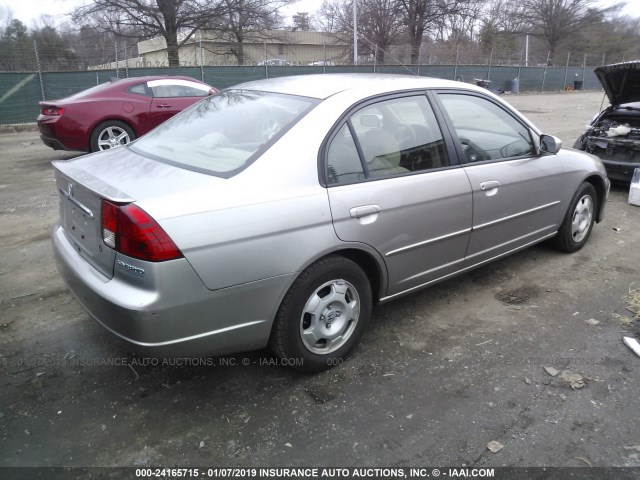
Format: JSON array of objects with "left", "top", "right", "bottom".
[
  {"left": 52, "top": 74, "right": 609, "bottom": 372},
  {"left": 38, "top": 75, "right": 217, "bottom": 152}
]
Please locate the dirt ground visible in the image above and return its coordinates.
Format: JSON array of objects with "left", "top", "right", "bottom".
[{"left": 1, "top": 91, "right": 640, "bottom": 470}]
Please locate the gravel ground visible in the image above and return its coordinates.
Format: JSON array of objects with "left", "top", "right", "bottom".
[{"left": 1, "top": 91, "right": 640, "bottom": 471}]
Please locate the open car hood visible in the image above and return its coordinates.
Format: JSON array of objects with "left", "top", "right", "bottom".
[{"left": 595, "top": 61, "right": 640, "bottom": 106}]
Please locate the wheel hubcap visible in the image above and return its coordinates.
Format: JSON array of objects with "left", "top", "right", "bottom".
[
  {"left": 300, "top": 279, "right": 360, "bottom": 354},
  {"left": 571, "top": 194, "right": 593, "bottom": 243},
  {"left": 98, "top": 127, "right": 131, "bottom": 150}
]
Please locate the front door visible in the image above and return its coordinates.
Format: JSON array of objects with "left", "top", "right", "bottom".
[{"left": 436, "top": 92, "right": 566, "bottom": 266}]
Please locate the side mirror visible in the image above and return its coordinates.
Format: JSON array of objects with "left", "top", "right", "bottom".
[{"left": 539, "top": 134, "right": 562, "bottom": 154}]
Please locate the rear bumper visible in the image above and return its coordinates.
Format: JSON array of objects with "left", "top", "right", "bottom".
[
  {"left": 39, "top": 134, "right": 70, "bottom": 151},
  {"left": 37, "top": 119, "right": 88, "bottom": 152},
  {"left": 52, "top": 222, "right": 292, "bottom": 357}
]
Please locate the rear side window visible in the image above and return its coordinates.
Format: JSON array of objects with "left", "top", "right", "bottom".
[
  {"left": 326, "top": 95, "right": 449, "bottom": 185},
  {"left": 130, "top": 90, "right": 319, "bottom": 178},
  {"left": 327, "top": 125, "right": 365, "bottom": 184},
  {"left": 127, "top": 83, "right": 150, "bottom": 96}
]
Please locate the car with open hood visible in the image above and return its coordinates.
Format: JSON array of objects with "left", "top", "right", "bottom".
[
  {"left": 51, "top": 74, "right": 609, "bottom": 372},
  {"left": 573, "top": 61, "right": 640, "bottom": 182}
]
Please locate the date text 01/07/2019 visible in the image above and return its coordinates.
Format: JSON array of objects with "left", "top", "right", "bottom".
[{"left": 134, "top": 467, "right": 497, "bottom": 479}]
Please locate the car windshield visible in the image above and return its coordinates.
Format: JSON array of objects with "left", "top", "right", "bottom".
[{"left": 130, "top": 89, "right": 319, "bottom": 177}]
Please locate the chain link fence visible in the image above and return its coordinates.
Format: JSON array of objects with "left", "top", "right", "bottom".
[{"left": 0, "top": 38, "right": 613, "bottom": 126}]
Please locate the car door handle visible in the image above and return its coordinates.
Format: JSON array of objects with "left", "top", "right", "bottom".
[
  {"left": 350, "top": 205, "right": 382, "bottom": 219},
  {"left": 480, "top": 180, "right": 501, "bottom": 191},
  {"left": 156, "top": 104, "right": 172, "bottom": 108}
]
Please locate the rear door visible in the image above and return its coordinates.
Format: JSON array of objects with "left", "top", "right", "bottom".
[
  {"left": 435, "top": 91, "right": 566, "bottom": 267},
  {"left": 324, "top": 93, "right": 473, "bottom": 298}
]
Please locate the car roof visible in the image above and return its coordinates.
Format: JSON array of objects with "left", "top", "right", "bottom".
[
  {"left": 230, "top": 73, "right": 483, "bottom": 99},
  {"left": 110, "top": 75, "right": 205, "bottom": 86}
]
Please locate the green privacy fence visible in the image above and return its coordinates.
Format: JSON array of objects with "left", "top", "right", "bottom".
[{"left": 0, "top": 64, "right": 602, "bottom": 125}]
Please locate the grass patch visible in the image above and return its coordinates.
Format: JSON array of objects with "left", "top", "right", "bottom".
[{"left": 624, "top": 284, "right": 640, "bottom": 320}]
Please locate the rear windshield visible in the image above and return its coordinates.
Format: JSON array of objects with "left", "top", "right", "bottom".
[
  {"left": 130, "top": 89, "right": 319, "bottom": 177},
  {"left": 65, "top": 81, "right": 114, "bottom": 100}
]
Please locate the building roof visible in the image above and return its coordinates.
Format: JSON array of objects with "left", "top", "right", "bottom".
[{"left": 138, "top": 30, "right": 348, "bottom": 54}]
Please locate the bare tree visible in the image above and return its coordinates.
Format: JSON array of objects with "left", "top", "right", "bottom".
[
  {"left": 316, "top": 0, "right": 402, "bottom": 63},
  {"left": 479, "top": 0, "right": 529, "bottom": 53},
  {"left": 481, "top": 0, "right": 529, "bottom": 33},
  {"left": 566, "top": 10, "right": 640, "bottom": 64},
  {"left": 359, "top": 0, "right": 403, "bottom": 62},
  {"left": 316, "top": 0, "right": 349, "bottom": 33},
  {"left": 292, "top": 12, "right": 313, "bottom": 31},
  {"left": 439, "top": 0, "right": 484, "bottom": 44},
  {"left": 0, "top": 5, "right": 13, "bottom": 37},
  {"left": 398, "top": 0, "right": 480, "bottom": 63},
  {"left": 72, "top": 0, "right": 228, "bottom": 67},
  {"left": 31, "top": 22, "right": 79, "bottom": 70},
  {"left": 520, "top": 0, "right": 619, "bottom": 64},
  {"left": 208, "top": 0, "right": 290, "bottom": 65}
]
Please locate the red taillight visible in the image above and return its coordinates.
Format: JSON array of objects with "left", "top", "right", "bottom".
[
  {"left": 41, "top": 106, "right": 64, "bottom": 116},
  {"left": 101, "top": 200, "right": 182, "bottom": 262}
]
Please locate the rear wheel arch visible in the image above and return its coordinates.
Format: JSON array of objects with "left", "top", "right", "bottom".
[
  {"left": 287, "top": 248, "right": 386, "bottom": 304},
  {"left": 331, "top": 248, "right": 386, "bottom": 302},
  {"left": 269, "top": 247, "right": 387, "bottom": 325}
]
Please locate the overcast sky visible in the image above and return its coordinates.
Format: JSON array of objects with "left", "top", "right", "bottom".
[{"left": 2, "top": 0, "right": 639, "bottom": 30}]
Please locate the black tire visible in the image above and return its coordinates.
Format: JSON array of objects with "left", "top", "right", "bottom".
[
  {"left": 90, "top": 120, "right": 135, "bottom": 152},
  {"left": 270, "top": 255, "right": 372, "bottom": 373},
  {"left": 551, "top": 182, "right": 597, "bottom": 253}
]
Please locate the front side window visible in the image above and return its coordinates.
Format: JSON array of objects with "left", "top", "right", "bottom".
[
  {"left": 131, "top": 90, "right": 318, "bottom": 177},
  {"left": 438, "top": 93, "right": 534, "bottom": 163},
  {"left": 326, "top": 95, "right": 449, "bottom": 184}
]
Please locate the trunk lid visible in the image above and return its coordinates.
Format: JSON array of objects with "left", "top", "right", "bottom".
[
  {"left": 54, "top": 162, "right": 129, "bottom": 279},
  {"left": 595, "top": 61, "right": 640, "bottom": 106},
  {"left": 53, "top": 147, "right": 224, "bottom": 278}
]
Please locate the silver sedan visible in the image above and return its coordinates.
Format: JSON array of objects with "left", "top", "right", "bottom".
[{"left": 52, "top": 74, "right": 610, "bottom": 372}]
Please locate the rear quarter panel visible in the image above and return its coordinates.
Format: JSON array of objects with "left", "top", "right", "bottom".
[
  {"left": 73, "top": 95, "right": 152, "bottom": 137},
  {"left": 141, "top": 96, "right": 359, "bottom": 292}
]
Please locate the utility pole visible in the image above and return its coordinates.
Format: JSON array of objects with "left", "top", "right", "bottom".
[{"left": 353, "top": 0, "right": 358, "bottom": 65}]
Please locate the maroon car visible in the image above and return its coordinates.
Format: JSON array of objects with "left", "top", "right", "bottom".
[{"left": 37, "top": 76, "right": 217, "bottom": 152}]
